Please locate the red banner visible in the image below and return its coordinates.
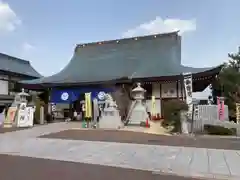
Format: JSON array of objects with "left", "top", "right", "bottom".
[{"left": 217, "top": 97, "right": 224, "bottom": 121}]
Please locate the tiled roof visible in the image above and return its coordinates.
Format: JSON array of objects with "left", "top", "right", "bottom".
[
  {"left": 20, "top": 32, "right": 220, "bottom": 85},
  {"left": 0, "top": 53, "right": 42, "bottom": 78}
]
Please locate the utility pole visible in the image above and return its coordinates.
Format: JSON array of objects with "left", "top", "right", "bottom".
[{"left": 238, "top": 46, "right": 240, "bottom": 72}]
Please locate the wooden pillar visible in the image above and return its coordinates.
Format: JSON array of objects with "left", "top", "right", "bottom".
[
  {"left": 180, "top": 77, "right": 184, "bottom": 100},
  {"left": 176, "top": 81, "right": 179, "bottom": 99},
  {"left": 160, "top": 83, "right": 162, "bottom": 118},
  {"left": 7, "top": 75, "right": 10, "bottom": 95},
  {"left": 69, "top": 103, "right": 73, "bottom": 120},
  {"left": 43, "top": 90, "right": 49, "bottom": 123}
]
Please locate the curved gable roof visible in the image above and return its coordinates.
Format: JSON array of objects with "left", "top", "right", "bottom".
[
  {"left": 0, "top": 53, "right": 42, "bottom": 78},
  {"left": 22, "top": 32, "right": 181, "bottom": 84},
  {"left": 20, "top": 31, "right": 222, "bottom": 85}
]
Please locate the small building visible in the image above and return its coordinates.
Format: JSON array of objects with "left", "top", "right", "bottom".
[
  {"left": 21, "top": 32, "right": 222, "bottom": 118},
  {"left": 0, "top": 53, "right": 42, "bottom": 108}
]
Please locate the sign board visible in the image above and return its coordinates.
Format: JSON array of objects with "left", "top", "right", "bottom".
[
  {"left": 183, "top": 72, "right": 193, "bottom": 117},
  {"left": 217, "top": 97, "right": 224, "bottom": 121},
  {"left": 4, "top": 107, "right": 17, "bottom": 128},
  {"left": 16, "top": 103, "right": 34, "bottom": 127}
]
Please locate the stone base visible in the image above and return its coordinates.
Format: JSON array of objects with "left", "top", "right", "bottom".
[
  {"left": 127, "top": 100, "right": 148, "bottom": 126},
  {"left": 127, "top": 121, "right": 141, "bottom": 126},
  {"left": 99, "top": 116, "right": 123, "bottom": 129},
  {"left": 3, "top": 123, "right": 13, "bottom": 128},
  {"left": 128, "top": 111, "right": 148, "bottom": 126}
]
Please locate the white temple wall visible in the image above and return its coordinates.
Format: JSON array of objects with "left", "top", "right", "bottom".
[
  {"left": 152, "top": 83, "right": 161, "bottom": 98},
  {"left": 0, "top": 75, "right": 8, "bottom": 95}
]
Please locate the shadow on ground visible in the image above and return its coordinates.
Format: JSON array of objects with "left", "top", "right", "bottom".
[
  {"left": 0, "top": 127, "right": 28, "bottom": 134},
  {"left": 40, "top": 129, "right": 240, "bottom": 150}
]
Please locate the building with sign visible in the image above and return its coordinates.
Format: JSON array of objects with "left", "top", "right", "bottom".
[
  {"left": 20, "top": 31, "right": 222, "bottom": 118},
  {"left": 0, "top": 53, "right": 42, "bottom": 110}
]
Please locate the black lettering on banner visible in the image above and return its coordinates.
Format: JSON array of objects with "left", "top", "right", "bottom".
[
  {"left": 20, "top": 115, "right": 24, "bottom": 121},
  {"left": 218, "top": 98, "right": 223, "bottom": 119}
]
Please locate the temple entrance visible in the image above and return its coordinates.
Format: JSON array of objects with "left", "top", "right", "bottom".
[{"left": 72, "top": 95, "right": 82, "bottom": 121}]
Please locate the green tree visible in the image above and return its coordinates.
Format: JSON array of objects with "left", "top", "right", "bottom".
[
  {"left": 162, "top": 99, "right": 188, "bottom": 132},
  {"left": 212, "top": 49, "right": 240, "bottom": 118}
]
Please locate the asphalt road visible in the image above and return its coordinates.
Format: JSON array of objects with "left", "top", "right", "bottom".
[{"left": 0, "top": 154, "right": 208, "bottom": 180}]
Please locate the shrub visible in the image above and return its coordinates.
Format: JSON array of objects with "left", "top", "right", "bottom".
[
  {"left": 204, "top": 124, "right": 237, "bottom": 136},
  {"left": 162, "top": 99, "right": 188, "bottom": 132},
  {"left": 34, "top": 97, "right": 45, "bottom": 124}
]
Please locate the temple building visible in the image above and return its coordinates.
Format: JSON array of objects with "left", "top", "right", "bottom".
[
  {"left": 0, "top": 53, "right": 42, "bottom": 108},
  {"left": 20, "top": 32, "right": 222, "bottom": 118}
]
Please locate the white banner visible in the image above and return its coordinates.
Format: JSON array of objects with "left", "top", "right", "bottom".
[
  {"left": 183, "top": 72, "right": 193, "bottom": 117},
  {"left": 236, "top": 103, "right": 240, "bottom": 123},
  {"left": 0, "top": 112, "right": 4, "bottom": 126},
  {"left": 17, "top": 103, "right": 34, "bottom": 127}
]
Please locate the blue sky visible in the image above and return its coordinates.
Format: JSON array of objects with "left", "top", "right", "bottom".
[{"left": 0, "top": 0, "right": 240, "bottom": 80}]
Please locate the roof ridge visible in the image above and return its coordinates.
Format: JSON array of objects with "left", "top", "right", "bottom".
[
  {"left": 75, "top": 31, "right": 179, "bottom": 51},
  {"left": 0, "top": 53, "right": 30, "bottom": 64}
]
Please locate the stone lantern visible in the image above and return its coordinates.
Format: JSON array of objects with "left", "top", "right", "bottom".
[
  {"left": 128, "top": 83, "right": 148, "bottom": 125},
  {"left": 11, "top": 88, "right": 30, "bottom": 107},
  {"left": 18, "top": 88, "right": 30, "bottom": 103},
  {"left": 132, "top": 83, "right": 145, "bottom": 101}
]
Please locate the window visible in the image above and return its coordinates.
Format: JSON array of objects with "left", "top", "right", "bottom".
[
  {"left": 8, "top": 81, "right": 15, "bottom": 92},
  {"left": 8, "top": 81, "right": 21, "bottom": 93}
]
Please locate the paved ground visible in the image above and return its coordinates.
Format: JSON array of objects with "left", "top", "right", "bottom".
[
  {"left": 41, "top": 129, "right": 240, "bottom": 150},
  {"left": 0, "top": 154, "right": 204, "bottom": 180},
  {"left": 0, "top": 122, "right": 240, "bottom": 179}
]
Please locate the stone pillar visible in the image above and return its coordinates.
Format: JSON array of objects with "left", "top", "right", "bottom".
[
  {"left": 40, "top": 106, "right": 45, "bottom": 125},
  {"left": 180, "top": 110, "right": 189, "bottom": 134}
]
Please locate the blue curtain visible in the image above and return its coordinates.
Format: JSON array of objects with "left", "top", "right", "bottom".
[{"left": 50, "top": 87, "right": 113, "bottom": 103}]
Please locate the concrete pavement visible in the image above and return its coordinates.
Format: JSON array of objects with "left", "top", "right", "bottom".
[{"left": 0, "top": 122, "right": 240, "bottom": 179}]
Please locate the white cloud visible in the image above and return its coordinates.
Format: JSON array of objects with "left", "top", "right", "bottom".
[
  {"left": 122, "top": 16, "right": 196, "bottom": 38},
  {"left": 0, "top": 1, "right": 21, "bottom": 33},
  {"left": 22, "top": 42, "right": 34, "bottom": 52}
]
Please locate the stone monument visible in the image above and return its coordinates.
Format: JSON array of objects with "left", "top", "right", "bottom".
[
  {"left": 180, "top": 110, "right": 189, "bottom": 134},
  {"left": 14, "top": 89, "right": 35, "bottom": 128},
  {"left": 3, "top": 89, "right": 30, "bottom": 128},
  {"left": 127, "top": 83, "right": 148, "bottom": 125},
  {"left": 99, "top": 93, "right": 123, "bottom": 129}
]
